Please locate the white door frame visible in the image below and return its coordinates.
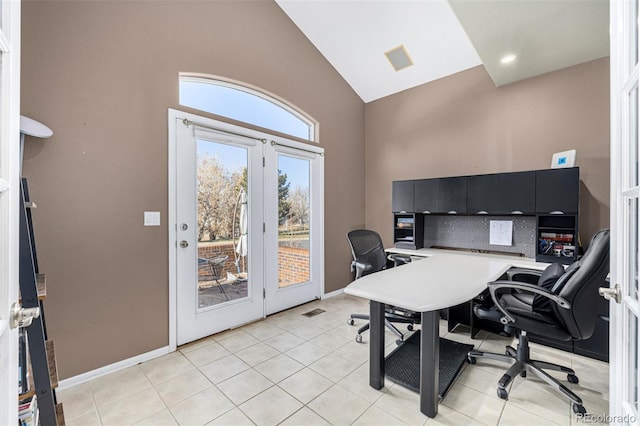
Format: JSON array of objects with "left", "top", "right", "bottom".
[
  {"left": 0, "top": 0, "right": 21, "bottom": 423},
  {"left": 610, "top": 0, "right": 640, "bottom": 422},
  {"left": 168, "top": 109, "right": 324, "bottom": 349}
]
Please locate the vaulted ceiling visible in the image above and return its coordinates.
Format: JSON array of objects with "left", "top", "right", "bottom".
[{"left": 276, "top": 0, "right": 610, "bottom": 103}]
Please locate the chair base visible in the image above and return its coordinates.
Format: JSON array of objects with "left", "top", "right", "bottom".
[
  {"left": 349, "top": 313, "right": 415, "bottom": 344},
  {"left": 467, "top": 333, "right": 587, "bottom": 415}
]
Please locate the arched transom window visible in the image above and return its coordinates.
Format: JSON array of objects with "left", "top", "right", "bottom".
[{"left": 179, "top": 74, "right": 317, "bottom": 142}]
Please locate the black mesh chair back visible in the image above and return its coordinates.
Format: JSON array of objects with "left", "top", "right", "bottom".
[
  {"left": 553, "top": 229, "right": 610, "bottom": 340},
  {"left": 346, "top": 229, "right": 388, "bottom": 278},
  {"left": 346, "top": 229, "right": 417, "bottom": 344}
]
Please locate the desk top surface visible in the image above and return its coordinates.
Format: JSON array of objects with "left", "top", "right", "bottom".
[{"left": 343, "top": 248, "right": 549, "bottom": 312}]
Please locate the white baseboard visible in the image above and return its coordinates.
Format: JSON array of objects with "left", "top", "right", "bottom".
[
  {"left": 57, "top": 346, "right": 171, "bottom": 391},
  {"left": 322, "top": 288, "right": 344, "bottom": 299},
  {"left": 58, "top": 291, "right": 348, "bottom": 390}
]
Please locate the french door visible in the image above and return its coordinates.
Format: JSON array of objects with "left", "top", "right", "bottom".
[
  {"left": 170, "top": 110, "right": 323, "bottom": 346},
  {"left": 264, "top": 143, "right": 324, "bottom": 315},
  {"left": 610, "top": 0, "right": 640, "bottom": 423},
  {"left": 0, "top": 0, "right": 21, "bottom": 423}
]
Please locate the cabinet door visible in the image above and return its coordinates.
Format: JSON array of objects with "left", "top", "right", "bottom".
[
  {"left": 498, "top": 171, "right": 536, "bottom": 214},
  {"left": 437, "top": 177, "right": 467, "bottom": 213},
  {"left": 414, "top": 179, "right": 439, "bottom": 213},
  {"left": 467, "top": 174, "right": 500, "bottom": 214},
  {"left": 535, "top": 168, "right": 579, "bottom": 214},
  {"left": 392, "top": 180, "right": 415, "bottom": 213}
]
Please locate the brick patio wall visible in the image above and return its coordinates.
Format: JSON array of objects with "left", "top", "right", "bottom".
[
  {"left": 277, "top": 246, "right": 310, "bottom": 286},
  {"left": 198, "top": 242, "right": 238, "bottom": 278},
  {"left": 197, "top": 241, "right": 310, "bottom": 286}
]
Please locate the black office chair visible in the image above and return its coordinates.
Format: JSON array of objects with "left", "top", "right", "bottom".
[
  {"left": 346, "top": 229, "right": 419, "bottom": 343},
  {"left": 467, "top": 229, "right": 610, "bottom": 415}
]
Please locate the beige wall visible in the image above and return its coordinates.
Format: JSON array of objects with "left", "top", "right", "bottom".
[
  {"left": 365, "top": 58, "right": 610, "bottom": 249},
  {"left": 21, "top": 0, "right": 365, "bottom": 378}
]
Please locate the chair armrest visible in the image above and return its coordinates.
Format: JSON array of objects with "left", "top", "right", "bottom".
[
  {"left": 352, "top": 260, "right": 373, "bottom": 279},
  {"left": 387, "top": 253, "right": 411, "bottom": 267},
  {"left": 488, "top": 280, "right": 571, "bottom": 324},
  {"left": 505, "top": 268, "right": 543, "bottom": 281}
]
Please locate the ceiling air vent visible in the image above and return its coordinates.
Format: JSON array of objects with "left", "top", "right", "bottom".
[{"left": 385, "top": 45, "right": 414, "bottom": 72}]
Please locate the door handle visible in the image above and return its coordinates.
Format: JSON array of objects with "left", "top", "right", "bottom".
[
  {"left": 10, "top": 302, "right": 40, "bottom": 329},
  {"left": 179, "top": 240, "right": 189, "bottom": 248},
  {"left": 599, "top": 284, "right": 622, "bottom": 304}
]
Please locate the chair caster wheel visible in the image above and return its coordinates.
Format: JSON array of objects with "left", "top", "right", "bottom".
[
  {"left": 467, "top": 356, "right": 476, "bottom": 364},
  {"left": 407, "top": 324, "right": 414, "bottom": 331},
  {"left": 348, "top": 319, "right": 355, "bottom": 326},
  {"left": 395, "top": 339, "right": 403, "bottom": 345},
  {"left": 355, "top": 334, "right": 363, "bottom": 343},
  {"left": 497, "top": 388, "right": 508, "bottom": 400},
  {"left": 568, "top": 374, "right": 579, "bottom": 384},
  {"left": 572, "top": 404, "right": 586, "bottom": 415}
]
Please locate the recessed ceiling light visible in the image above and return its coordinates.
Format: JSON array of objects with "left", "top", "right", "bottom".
[
  {"left": 385, "top": 45, "right": 414, "bottom": 72},
  {"left": 500, "top": 54, "right": 517, "bottom": 64}
]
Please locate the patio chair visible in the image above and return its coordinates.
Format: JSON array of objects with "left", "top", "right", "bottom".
[{"left": 198, "top": 254, "right": 229, "bottom": 301}]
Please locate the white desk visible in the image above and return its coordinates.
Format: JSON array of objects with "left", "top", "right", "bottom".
[{"left": 343, "top": 248, "right": 548, "bottom": 418}]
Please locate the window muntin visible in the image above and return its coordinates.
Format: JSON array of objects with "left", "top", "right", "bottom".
[{"left": 179, "top": 76, "right": 315, "bottom": 141}]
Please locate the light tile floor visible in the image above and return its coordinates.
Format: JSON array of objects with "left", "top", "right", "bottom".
[{"left": 58, "top": 294, "right": 609, "bottom": 426}]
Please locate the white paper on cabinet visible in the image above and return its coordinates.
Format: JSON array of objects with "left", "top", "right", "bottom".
[{"left": 489, "top": 220, "right": 513, "bottom": 246}]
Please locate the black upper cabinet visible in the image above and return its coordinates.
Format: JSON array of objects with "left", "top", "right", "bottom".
[
  {"left": 414, "top": 179, "right": 439, "bottom": 213},
  {"left": 438, "top": 177, "right": 467, "bottom": 214},
  {"left": 393, "top": 168, "right": 577, "bottom": 216},
  {"left": 535, "top": 168, "right": 579, "bottom": 214},
  {"left": 392, "top": 180, "right": 415, "bottom": 213},
  {"left": 498, "top": 171, "right": 536, "bottom": 214},
  {"left": 467, "top": 174, "right": 500, "bottom": 214}
]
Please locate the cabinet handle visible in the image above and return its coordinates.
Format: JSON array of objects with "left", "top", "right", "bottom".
[
  {"left": 399, "top": 210, "right": 407, "bottom": 214},
  {"left": 549, "top": 211, "right": 564, "bottom": 215},
  {"left": 422, "top": 211, "right": 431, "bottom": 214},
  {"left": 510, "top": 211, "right": 523, "bottom": 215},
  {"left": 476, "top": 211, "right": 488, "bottom": 215},
  {"left": 448, "top": 211, "right": 457, "bottom": 214}
]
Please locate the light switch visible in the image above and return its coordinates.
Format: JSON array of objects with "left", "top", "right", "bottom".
[{"left": 144, "top": 211, "right": 161, "bottom": 226}]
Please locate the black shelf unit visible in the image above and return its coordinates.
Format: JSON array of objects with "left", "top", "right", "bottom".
[
  {"left": 393, "top": 213, "right": 424, "bottom": 250},
  {"left": 19, "top": 179, "right": 63, "bottom": 426},
  {"left": 536, "top": 214, "right": 578, "bottom": 264}
]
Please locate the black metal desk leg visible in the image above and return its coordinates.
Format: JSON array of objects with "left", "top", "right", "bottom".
[
  {"left": 420, "top": 310, "right": 439, "bottom": 417},
  {"left": 370, "top": 301, "right": 385, "bottom": 390}
]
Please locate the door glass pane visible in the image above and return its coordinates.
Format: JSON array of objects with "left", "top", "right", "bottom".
[
  {"left": 0, "top": 53, "right": 3, "bottom": 173},
  {"left": 629, "top": 198, "right": 639, "bottom": 300},
  {"left": 633, "top": 0, "right": 639, "bottom": 69},
  {"left": 628, "top": 311, "right": 639, "bottom": 415},
  {"left": 196, "top": 139, "right": 249, "bottom": 309},
  {"left": 277, "top": 155, "right": 310, "bottom": 288},
  {"left": 630, "top": 85, "right": 639, "bottom": 189}
]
